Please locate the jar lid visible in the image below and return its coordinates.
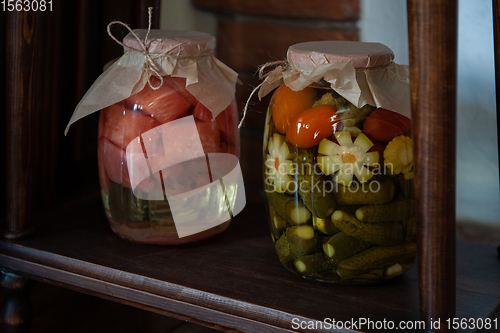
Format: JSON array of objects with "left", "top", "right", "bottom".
[
  {"left": 287, "top": 41, "right": 394, "bottom": 69},
  {"left": 123, "top": 29, "right": 216, "bottom": 56}
]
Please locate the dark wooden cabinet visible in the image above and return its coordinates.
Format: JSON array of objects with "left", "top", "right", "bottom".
[{"left": 1, "top": 1, "right": 499, "bottom": 332}]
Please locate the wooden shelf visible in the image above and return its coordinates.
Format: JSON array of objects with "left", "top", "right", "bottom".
[{"left": 0, "top": 195, "right": 499, "bottom": 332}]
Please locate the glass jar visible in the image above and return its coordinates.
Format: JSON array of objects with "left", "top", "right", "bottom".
[
  {"left": 262, "top": 41, "right": 415, "bottom": 284},
  {"left": 97, "top": 30, "right": 240, "bottom": 245}
]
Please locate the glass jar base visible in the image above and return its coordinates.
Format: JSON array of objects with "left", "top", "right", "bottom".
[
  {"left": 107, "top": 217, "right": 231, "bottom": 245},
  {"left": 279, "top": 256, "right": 415, "bottom": 285}
]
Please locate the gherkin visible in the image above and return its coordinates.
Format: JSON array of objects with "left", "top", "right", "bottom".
[
  {"left": 336, "top": 242, "right": 416, "bottom": 279},
  {"left": 294, "top": 253, "right": 337, "bottom": 276},
  {"left": 331, "top": 210, "right": 404, "bottom": 246},
  {"left": 355, "top": 200, "right": 415, "bottom": 223},
  {"left": 293, "top": 148, "right": 336, "bottom": 218}
]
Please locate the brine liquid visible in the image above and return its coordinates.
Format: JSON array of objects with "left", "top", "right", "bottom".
[
  {"left": 97, "top": 76, "right": 239, "bottom": 244},
  {"left": 263, "top": 85, "right": 416, "bottom": 284},
  {"left": 102, "top": 179, "right": 230, "bottom": 245}
]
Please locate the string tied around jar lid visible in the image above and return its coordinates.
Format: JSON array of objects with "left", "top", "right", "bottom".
[
  {"left": 106, "top": 7, "right": 187, "bottom": 91},
  {"left": 238, "top": 59, "right": 290, "bottom": 128}
]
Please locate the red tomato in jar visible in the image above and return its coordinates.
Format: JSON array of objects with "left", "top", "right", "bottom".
[
  {"left": 271, "top": 85, "right": 317, "bottom": 134},
  {"left": 123, "top": 76, "right": 192, "bottom": 124},
  {"left": 100, "top": 103, "right": 161, "bottom": 149},
  {"left": 286, "top": 104, "right": 340, "bottom": 148},
  {"left": 363, "top": 108, "right": 412, "bottom": 142}
]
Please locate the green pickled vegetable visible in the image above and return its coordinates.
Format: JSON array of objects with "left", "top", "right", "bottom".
[
  {"left": 397, "top": 173, "right": 415, "bottom": 199},
  {"left": 269, "top": 206, "right": 286, "bottom": 240},
  {"left": 275, "top": 234, "right": 292, "bottom": 263},
  {"left": 312, "top": 92, "right": 375, "bottom": 126},
  {"left": 293, "top": 148, "right": 336, "bottom": 218},
  {"left": 406, "top": 217, "right": 416, "bottom": 238},
  {"left": 336, "top": 204, "right": 363, "bottom": 215},
  {"left": 149, "top": 198, "right": 174, "bottom": 226},
  {"left": 334, "top": 178, "right": 395, "bottom": 205},
  {"left": 293, "top": 147, "right": 314, "bottom": 175},
  {"left": 312, "top": 92, "right": 349, "bottom": 111},
  {"left": 355, "top": 200, "right": 415, "bottom": 223},
  {"left": 384, "top": 263, "right": 403, "bottom": 278},
  {"left": 266, "top": 191, "right": 311, "bottom": 225},
  {"left": 287, "top": 225, "right": 315, "bottom": 245},
  {"left": 341, "top": 104, "right": 376, "bottom": 127},
  {"left": 294, "top": 253, "right": 337, "bottom": 276},
  {"left": 336, "top": 242, "right": 416, "bottom": 279},
  {"left": 108, "top": 179, "right": 149, "bottom": 228},
  {"left": 297, "top": 172, "right": 336, "bottom": 218},
  {"left": 275, "top": 225, "right": 316, "bottom": 263},
  {"left": 313, "top": 215, "right": 340, "bottom": 235},
  {"left": 323, "top": 232, "right": 372, "bottom": 261},
  {"left": 331, "top": 210, "right": 404, "bottom": 246}
]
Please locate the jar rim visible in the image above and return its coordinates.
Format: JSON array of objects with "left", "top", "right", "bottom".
[{"left": 287, "top": 41, "right": 394, "bottom": 69}]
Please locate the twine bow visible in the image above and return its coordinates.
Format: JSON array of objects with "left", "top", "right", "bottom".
[
  {"left": 238, "top": 60, "right": 290, "bottom": 128},
  {"left": 107, "top": 7, "right": 186, "bottom": 90}
]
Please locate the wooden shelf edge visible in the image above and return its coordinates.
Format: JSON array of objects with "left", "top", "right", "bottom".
[{"left": 0, "top": 245, "right": 318, "bottom": 333}]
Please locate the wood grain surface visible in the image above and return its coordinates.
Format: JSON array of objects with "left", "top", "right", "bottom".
[
  {"left": 407, "top": 1, "right": 458, "bottom": 331},
  {"left": 5, "top": 11, "right": 37, "bottom": 240},
  {"left": 0, "top": 195, "right": 498, "bottom": 333},
  {"left": 494, "top": 0, "right": 500, "bottom": 214},
  {"left": 0, "top": 269, "right": 35, "bottom": 333}
]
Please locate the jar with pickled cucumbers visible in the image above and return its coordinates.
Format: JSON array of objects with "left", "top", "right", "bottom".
[
  {"left": 66, "top": 27, "right": 239, "bottom": 245},
  {"left": 261, "top": 41, "right": 415, "bottom": 284}
]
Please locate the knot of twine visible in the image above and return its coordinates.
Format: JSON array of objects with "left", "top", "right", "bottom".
[
  {"left": 238, "top": 60, "right": 290, "bottom": 128},
  {"left": 107, "top": 7, "right": 186, "bottom": 90}
]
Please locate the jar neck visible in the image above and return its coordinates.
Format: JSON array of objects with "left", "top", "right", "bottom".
[{"left": 288, "top": 60, "right": 394, "bottom": 74}]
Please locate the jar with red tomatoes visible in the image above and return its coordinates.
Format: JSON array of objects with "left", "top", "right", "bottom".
[
  {"left": 66, "top": 28, "right": 239, "bottom": 245},
  {"left": 260, "top": 41, "right": 415, "bottom": 283}
]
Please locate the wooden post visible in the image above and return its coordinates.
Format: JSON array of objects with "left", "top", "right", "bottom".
[
  {"left": 0, "top": 269, "right": 35, "bottom": 333},
  {"left": 5, "top": 11, "right": 37, "bottom": 240},
  {"left": 407, "top": 1, "right": 458, "bottom": 331},
  {"left": 493, "top": 2, "right": 500, "bottom": 232}
]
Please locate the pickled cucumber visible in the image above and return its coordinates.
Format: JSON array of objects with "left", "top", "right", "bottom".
[
  {"left": 341, "top": 262, "right": 411, "bottom": 280},
  {"left": 275, "top": 234, "right": 292, "bottom": 262},
  {"left": 397, "top": 173, "right": 415, "bottom": 199},
  {"left": 340, "top": 104, "right": 375, "bottom": 127},
  {"left": 269, "top": 206, "right": 286, "bottom": 240},
  {"left": 336, "top": 204, "right": 362, "bottom": 215},
  {"left": 331, "top": 210, "right": 404, "bottom": 246},
  {"left": 384, "top": 263, "right": 403, "bottom": 278},
  {"left": 266, "top": 191, "right": 311, "bottom": 225},
  {"left": 355, "top": 200, "right": 415, "bottom": 223},
  {"left": 406, "top": 217, "right": 416, "bottom": 238},
  {"left": 312, "top": 92, "right": 375, "bottom": 126},
  {"left": 108, "top": 180, "right": 149, "bottom": 228},
  {"left": 287, "top": 225, "right": 315, "bottom": 245},
  {"left": 312, "top": 92, "right": 349, "bottom": 111},
  {"left": 293, "top": 147, "right": 314, "bottom": 175},
  {"left": 313, "top": 215, "right": 340, "bottom": 235},
  {"left": 323, "top": 232, "right": 372, "bottom": 261},
  {"left": 275, "top": 225, "right": 316, "bottom": 263},
  {"left": 334, "top": 178, "right": 395, "bottom": 205},
  {"left": 336, "top": 242, "right": 416, "bottom": 278},
  {"left": 270, "top": 206, "right": 287, "bottom": 231},
  {"left": 294, "top": 253, "right": 337, "bottom": 276},
  {"left": 287, "top": 225, "right": 316, "bottom": 259},
  {"left": 294, "top": 149, "right": 336, "bottom": 218}
]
